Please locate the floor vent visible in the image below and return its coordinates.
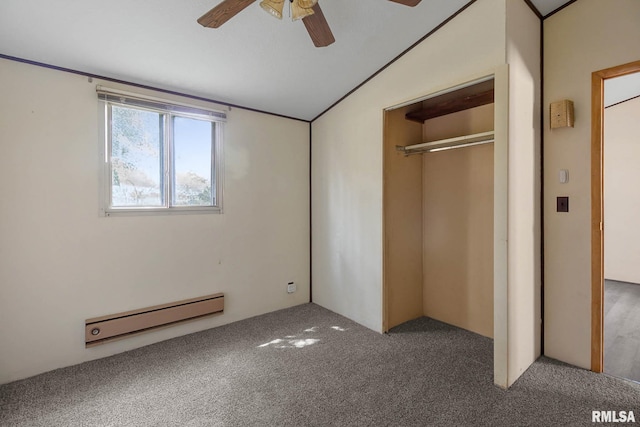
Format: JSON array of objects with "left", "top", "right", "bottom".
[{"left": 85, "top": 293, "right": 224, "bottom": 347}]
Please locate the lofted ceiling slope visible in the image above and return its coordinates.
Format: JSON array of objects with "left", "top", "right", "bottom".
[{"left": 0, "top": 0, "right": 571, "bottom": 121}]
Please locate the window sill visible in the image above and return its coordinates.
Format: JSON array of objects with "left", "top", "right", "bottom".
[{"left": 103, "top": 206, "right": 222, "bottom": 217}]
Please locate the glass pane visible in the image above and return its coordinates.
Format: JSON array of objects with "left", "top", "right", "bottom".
[
  {"left": 172, "top": 116, "right": 213, "bottom": 206},
  {"left": 110, "top": 105, "right": 163, "bottom": 207}
]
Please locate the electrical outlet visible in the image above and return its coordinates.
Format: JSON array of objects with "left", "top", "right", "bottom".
[{"left": 287, "top": 282, "right": 296, "bottom": 294}]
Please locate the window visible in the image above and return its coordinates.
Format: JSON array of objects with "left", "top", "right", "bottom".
[{"left": 98, "top": 87, "right": 225, "bottom": 215}]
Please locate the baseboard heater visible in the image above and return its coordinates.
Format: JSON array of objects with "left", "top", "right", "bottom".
[{"left": 85, "top": 293, "right": 224, "bottom": 347}]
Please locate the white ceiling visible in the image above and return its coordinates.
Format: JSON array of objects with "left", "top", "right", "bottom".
[
  {"left": 530, "top": 0, "right": 570, "bottom": 16},
  {"left": 0, "top": 0, "right": 571, "bottom": 121}
]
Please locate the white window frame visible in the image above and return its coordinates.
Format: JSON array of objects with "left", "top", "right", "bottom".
[{"left": 97, "top": 87, "right": 225, "bottom": 216}]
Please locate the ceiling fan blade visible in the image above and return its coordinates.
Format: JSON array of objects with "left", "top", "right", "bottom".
[
  {"left": 198, "top": 0, "right": 257, "bottom": 28},
  {"left": 302, "top": 3, "right": 335, "bottom": 47},
  {"left": 388, "top": 0, "right": 422, "bottom": 6}
]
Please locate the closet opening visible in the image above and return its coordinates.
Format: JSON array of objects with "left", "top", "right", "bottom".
[{"left": 383, "top": 77, "right": 495, "bottom": 340}]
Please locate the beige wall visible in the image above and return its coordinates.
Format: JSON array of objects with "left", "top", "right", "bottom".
[
  {"left": 383, "top": 107, "right": 424, "bottom": 330},
  {"left": 422, "top": 103, "right": 494, "bottom": 141},
  {"left": 312, "top": 0, "right": 506, "bottom": 333},
  {"left": 506, "top": 0, "right": 542, "bottom": 384},
  {"left": 543, "top": 0, "right": 640, "bottom": 369},
  {"left": 604, "top": 96, "right": 640, "bottom": 284},
  {"left": 0, "top": 58, "right": 310, "bottom": 384},
  {"left": 423, "top": 144, "right": 494, "bottom": 338},
  {"left": 422, "top": 105, "right": 494, "bottom": 339}
]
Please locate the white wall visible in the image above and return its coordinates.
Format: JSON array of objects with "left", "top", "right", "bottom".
[
  {"left": 0, "top": 58, "right": 310, "bottom": 384},
  {"left": 604, "top": 96, "right": 640, "bottom": 284},
  {"left": 311, "top": 0, "right": 506, "bottom": 333},
  {"left": 505, "top": 0, "right": 542, "bottom": 384},
  {"left": 543, "top": 0, "right": 640, "bottom": 369}
]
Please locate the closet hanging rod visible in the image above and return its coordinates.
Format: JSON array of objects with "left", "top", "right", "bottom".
[{"left": 396, "top": 131, "right": 494, "bottom": 156}]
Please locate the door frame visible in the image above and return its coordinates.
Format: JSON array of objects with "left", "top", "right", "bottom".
[{"left": 591, "top": 60, "right": 640, "bottom": 372}]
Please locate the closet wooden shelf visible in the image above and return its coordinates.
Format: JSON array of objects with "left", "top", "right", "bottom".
[
  {"left": 397, "top": 131, "right": 494, "bottom": 155},
  {"left": 405, "top": 79, "right": 495, "bottom": 123}
]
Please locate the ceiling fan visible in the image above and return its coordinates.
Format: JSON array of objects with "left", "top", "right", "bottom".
[{"left": 198, "top": 0, "right": 422, "bottom": 48}]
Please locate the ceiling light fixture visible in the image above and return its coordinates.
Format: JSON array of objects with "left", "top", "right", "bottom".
[
  {"left": 260, "top": 0, "right": 317, "bottom": 21},
  {"left": 260, "top": 0, "right": 284, "bottom": 18}
]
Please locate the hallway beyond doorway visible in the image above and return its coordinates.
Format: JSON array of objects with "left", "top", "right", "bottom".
[{"left": 605, "top": 279, "right": 640, "bottom": 383}]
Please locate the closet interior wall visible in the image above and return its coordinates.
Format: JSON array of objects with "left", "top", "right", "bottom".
[
  {"left": 383, "top": 106, "right": 424, "bottom": 331},
  {"left": 422, "top": 104, "right": 494, "bottom": 338},
  {"left": 383, "top": 90, "right": 494, "bottom": 338}
]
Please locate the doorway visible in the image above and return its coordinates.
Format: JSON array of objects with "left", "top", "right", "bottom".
[
  {"left": 591, "top": 60, "right": 640, "bottom": 375},
  {"left": 602, "top": 69, "right": 640, "bottom": 382}
]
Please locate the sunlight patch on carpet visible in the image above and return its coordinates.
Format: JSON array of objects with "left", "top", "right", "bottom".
[{"left": 258, "top": 338, "right": 320, "bottom": 349}]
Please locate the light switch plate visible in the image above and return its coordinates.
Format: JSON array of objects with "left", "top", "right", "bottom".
[{"left": 559, "top": 169, "right": 569, "bottom": 183}]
